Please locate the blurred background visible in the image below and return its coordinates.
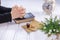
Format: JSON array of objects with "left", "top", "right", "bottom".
[
  {"left": 1, "top": 0, "right": 60, "bottom": 15},
  {"left": 1, "top": 0, "right": 43, "bottom": 12}
]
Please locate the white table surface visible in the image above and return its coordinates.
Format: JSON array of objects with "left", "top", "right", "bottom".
[{"left": 0, "top": 0, "right": 60, "bottom": 40}]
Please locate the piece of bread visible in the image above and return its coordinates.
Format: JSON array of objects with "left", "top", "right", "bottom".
[
  {"left": 22, "top": 25, "right": 33, "bottom": 33},
  {"left": 29, "top": 20, "right": 44, "bottom": 31},
  {"left": 22, "top": 20, "right": 44, "bottom": 32}
]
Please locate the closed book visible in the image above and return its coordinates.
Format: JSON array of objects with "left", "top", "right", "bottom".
[{"left": 14, "top": 13, "right": 35, "bottom": 24}]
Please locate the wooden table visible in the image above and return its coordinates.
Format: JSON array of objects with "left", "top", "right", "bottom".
[{"left": 0, "top": 12, "right": 49, "bottom": 40}]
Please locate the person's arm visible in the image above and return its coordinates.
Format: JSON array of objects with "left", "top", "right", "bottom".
[
  {"left": 0, "top": 6, "right": 25, "bottom": 23},
  {"left": 0, "top": 12, "right": 12, "bottom": 23},
  {"left": 0, "top": 6, "right": 11, "bottom": 13}
]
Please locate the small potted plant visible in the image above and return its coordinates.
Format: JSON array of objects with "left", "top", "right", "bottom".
[{"left": 40, "top": 16, "right": 60, "bottom": 40}]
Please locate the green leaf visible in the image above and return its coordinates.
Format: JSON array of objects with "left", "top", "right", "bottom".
[{"left": 40, "top": 16, "right": 60, "bottom": 36}]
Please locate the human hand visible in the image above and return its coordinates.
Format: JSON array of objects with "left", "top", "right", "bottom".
[{"left": 11, "top": 5, "right": 26, "bottom": 19}]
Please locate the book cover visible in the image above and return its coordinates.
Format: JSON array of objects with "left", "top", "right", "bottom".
[{"left": 14, "top": 13, "right": 35, "bottom": 24}]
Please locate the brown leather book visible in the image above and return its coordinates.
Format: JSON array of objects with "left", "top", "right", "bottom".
[{"left": 14, "top": 13, "right": 35, "bottom": 24}]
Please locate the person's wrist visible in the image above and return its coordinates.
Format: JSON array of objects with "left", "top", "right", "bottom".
[{"left": 11, "top": 12, "right": 15, "bottom": 20}]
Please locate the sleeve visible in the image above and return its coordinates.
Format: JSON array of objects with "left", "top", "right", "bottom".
[
  {"left": 0, "top": 6, "right": 12, "bottom": 13},
  {"left": 0, "top": 12, "right": 12, "bottom": 23}
]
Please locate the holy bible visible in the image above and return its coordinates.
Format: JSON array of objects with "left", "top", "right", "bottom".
[{"left": 14, "top": 13, "right": 35, "bottom": 24}]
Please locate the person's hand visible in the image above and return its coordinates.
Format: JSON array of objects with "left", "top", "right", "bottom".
[{"left": 11, "top": 5, "right": 25, "bottom": 19}]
